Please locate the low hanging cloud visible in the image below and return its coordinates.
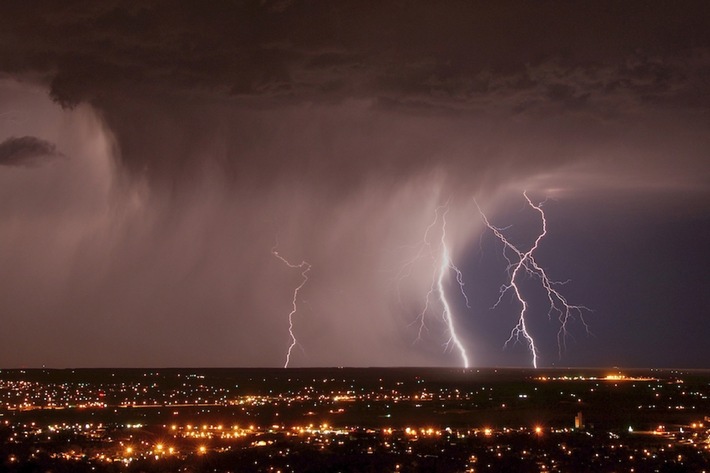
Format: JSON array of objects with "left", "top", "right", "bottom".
[
  {"left": 0, "top": 1, "right": 706, "bottom": 192},
  {"left": 0, "top": 2, "right": 708, "bottom": 368},
  {"left": 0, "top": 136, "right": 64, "bottom": 167}
]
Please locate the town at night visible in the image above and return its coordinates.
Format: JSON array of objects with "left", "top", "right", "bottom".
[{"left": 2, "top": 368, "right": 710, "bottom": 472}]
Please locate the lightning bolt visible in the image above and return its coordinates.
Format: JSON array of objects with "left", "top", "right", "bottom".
[
  {"left": 272, "top": 245, "right": 311, "bottom": 368},
  {"left": 438, "top": 209, "right": 471, "bottom": 368},
  {"left": 476, "top": 192, "right": 590, "bottom": 368},
  {"left": 396, "top": 203, "right": 470, "bottom": 368}
]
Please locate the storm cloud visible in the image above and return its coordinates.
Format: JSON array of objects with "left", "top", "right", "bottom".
[
  {"left": 0, "top": 135, "right": 63, "bottom": 167},
  {"left": 0, "top": 1, "right": 708, "bottom": 368},
  {"left": 1, "top": 1, "right": 708, "bottom": 188}
]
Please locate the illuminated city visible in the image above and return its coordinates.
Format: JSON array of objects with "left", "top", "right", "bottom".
[{"left": 1, "top": 368, "right": 710, "bottom": 471}]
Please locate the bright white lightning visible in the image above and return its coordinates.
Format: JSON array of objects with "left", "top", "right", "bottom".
[
  {"left": 477, "top": 195, "right": 540, "bottom": 367},
  {"left": 437, "top": 209, "right": 470, "bottom": 368},
  {"left": 477, "top": 192, "right": 590, "bottom": 368},
  {"left": 272, "top": 245, "right": 311, "bottom": 368},
  {"left": 397, "top": 203, "right": 470, "bottom": 368}
]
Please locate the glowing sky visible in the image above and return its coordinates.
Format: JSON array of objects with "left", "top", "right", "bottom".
[{"left": 0, "top": 1, "right": 708, "bottom": 368}]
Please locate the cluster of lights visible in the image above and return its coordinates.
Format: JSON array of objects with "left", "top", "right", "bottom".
[{"left": 535, "top": 374, "right": 658, "bottom": 382}]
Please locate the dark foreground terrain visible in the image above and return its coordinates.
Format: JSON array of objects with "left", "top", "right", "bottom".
[{"left": 1, "top": 367, "right": 709, "bottom": 472}]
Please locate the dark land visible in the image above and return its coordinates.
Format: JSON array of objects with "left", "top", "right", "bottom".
[{"left": 1, "top": 367, "right": 709, "bottom": 472}]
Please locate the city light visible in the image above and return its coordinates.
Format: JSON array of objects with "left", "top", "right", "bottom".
[{"left": 0, "top": 368, "right": 708, "bottom": 470}]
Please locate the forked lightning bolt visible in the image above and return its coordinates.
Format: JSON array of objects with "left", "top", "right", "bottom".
[
  {"left": 477, "top": 192, "right": 590, "bottom": 368},
  {"left": 397, "top": 203, "right": 470, "bottom": 368},
  {"left": 272, "top": 245, "right": 311, "bottom": 368}
]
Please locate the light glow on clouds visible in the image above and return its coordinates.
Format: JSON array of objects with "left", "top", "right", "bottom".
[{"left": 0, "top": 2, "right": 708, "bottom": 367}]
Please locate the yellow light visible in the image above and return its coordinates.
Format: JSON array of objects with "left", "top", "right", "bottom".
[
  {"left": 535, "top": 426, "right": 543, "bottom": 435},
  {"left": 199, "top": 446, "right": 206, "bottom": 454},
  {"left": 125, "top": 447, "right": 133, "bottom": 455},
  {"left": 156, "top": 444, "right": 163, "bottom": 451},
  {"left": 484, "top": 428, "right": 492, "bottom": 436}
]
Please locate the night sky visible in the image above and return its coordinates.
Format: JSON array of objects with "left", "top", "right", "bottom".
[{"left": 0, "top": 1, "right": 708, "bottom": 369}]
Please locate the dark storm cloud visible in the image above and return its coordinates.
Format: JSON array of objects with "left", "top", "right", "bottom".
[
  {"left": 1, "top": 1, "right": 708, "bottom": 108},
  {"left": 0, "top": 0, "right": 706, "bottom": 190},
  {"left": 0, "top": 136, "right": 63, "bottom": 167},
  {"left": 0, "top": 2, "right": 708, "bottom": 368}
]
